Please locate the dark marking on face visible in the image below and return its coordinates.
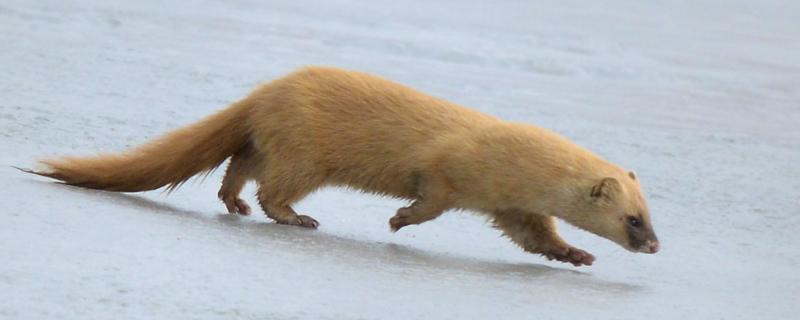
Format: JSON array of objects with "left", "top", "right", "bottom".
[
  {"left": 627, "top": 216, "right": 641, "bottom": 227},
  {"left": 625, "top": 213, "right": 654, "bottom": 250}
]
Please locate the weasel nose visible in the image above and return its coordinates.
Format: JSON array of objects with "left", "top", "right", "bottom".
[{"left": 647, "top": 241, "right": 660, "bottom": 254}]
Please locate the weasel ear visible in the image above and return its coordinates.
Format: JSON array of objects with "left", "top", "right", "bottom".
[
  {"left": 628, "top": 171, "right": 637, "bottom": 180},
  {"left": 590, "top": 177, "right": 621, "bottom": 200}
]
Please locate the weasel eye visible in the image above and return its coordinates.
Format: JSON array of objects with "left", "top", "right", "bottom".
[{"left": 627, "top": 216, "right": 641, "bottom": 227}]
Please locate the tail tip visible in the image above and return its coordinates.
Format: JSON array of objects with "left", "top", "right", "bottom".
[
  {"left": 12, "top": 165, "right": 59, "bottom": 179},
  {"left": 12, "top": 165, "right": 35, "bottom": 174}
]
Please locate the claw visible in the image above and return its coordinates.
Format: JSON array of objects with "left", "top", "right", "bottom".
[
  {"left": 389, "top": 216, "right": 408, "bottom": 232},
  {"left": 388, "top": 206, "right": 414, "bottom": 232},
  {"left": 222, "top": 197, "right": 251, "bottom": 216},
  {"left": 235, "top": 199, "right": 251, "bottom": 215},
  {"left": 296, "top": 215, "right": 319, "bottom": 229}
]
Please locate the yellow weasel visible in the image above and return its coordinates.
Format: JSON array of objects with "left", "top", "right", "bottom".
[{"left": 25, "top": 66, "right": 659, "bottom": 266}]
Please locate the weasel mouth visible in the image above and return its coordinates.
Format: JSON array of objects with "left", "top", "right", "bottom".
[
  {"left": 637, "top": 240, "right": 659, "bottom": 254},
  {"left": 625, "top": 239, "right": 659, "bottom": 254}
]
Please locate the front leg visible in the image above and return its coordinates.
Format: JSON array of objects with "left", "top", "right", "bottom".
[
  {"left": 389, "top": 172, "right": 452, "bottom": 232},
  {"left": 389, "top": 198, "right": 448, "bottom": 232},
  {"left": 492, "top": 210, "right": 595, "bottom": 267}
]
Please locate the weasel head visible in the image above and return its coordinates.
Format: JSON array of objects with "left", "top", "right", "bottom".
[{"left": 565, "top": 171, "right": 659, "bottom": 254}]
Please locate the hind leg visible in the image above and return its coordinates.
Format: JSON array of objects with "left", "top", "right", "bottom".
[
  {"left": 218, "top": 144, "right": 261, "bottom": 215},
  {"left": 255, "top": 161, "right": 323, "bottom": 229}
]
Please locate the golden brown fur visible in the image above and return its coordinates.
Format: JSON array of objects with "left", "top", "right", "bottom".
[{"left": 26, "top": 66, "right": 659, "bottom": 266}]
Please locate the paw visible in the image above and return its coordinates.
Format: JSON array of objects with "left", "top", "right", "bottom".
[
  {"left": 389, "top": 216, "right": 408, "bottom": 232},
  {"left": 543, "top": 246, "right": 595, "bottom": 267},
  {"left": 295, "top": 215, "right": 319, "bottom": 229},
  {"left": 275, "top": 214, "right": 319, "bottom": 229},
  {"left": 223, "top": 197, "right": 251, "bottom": 215},
  {"left": 389, "top": 207, "right": 413, "bottom": 232}
]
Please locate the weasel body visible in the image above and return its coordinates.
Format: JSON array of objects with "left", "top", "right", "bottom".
[{"left": 29, "top": 66, "right": 659, "bottom": 266}]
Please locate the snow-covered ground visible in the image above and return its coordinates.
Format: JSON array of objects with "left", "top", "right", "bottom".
[{"left": 1, "top": 0, "right": 799, "bottom": 319}]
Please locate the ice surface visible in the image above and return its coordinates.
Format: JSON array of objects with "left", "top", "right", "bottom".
[{"left": 1, "top": 0, "right": 798, "bottom": 319}]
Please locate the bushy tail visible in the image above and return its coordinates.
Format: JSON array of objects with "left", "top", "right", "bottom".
[{"left": 25, "top": 101, "right": 253, "bottom": 192}]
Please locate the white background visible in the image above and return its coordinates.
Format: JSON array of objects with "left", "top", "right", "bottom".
[{"left": 1, "top": 0, "right": 798, "bottom": 319}]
